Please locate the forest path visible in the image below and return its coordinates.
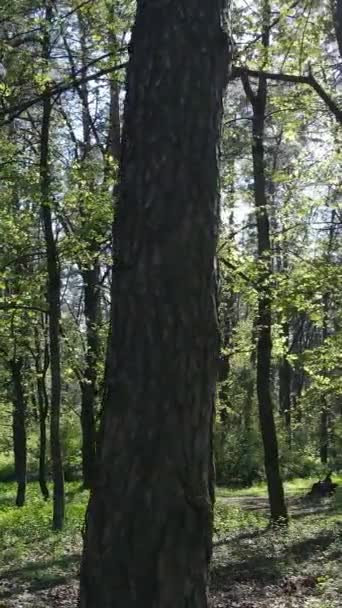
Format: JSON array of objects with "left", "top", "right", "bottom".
[
  {"left": 217, "top": 489, "right": 336, "bottom": 518},
  {"left": 211, "top": 486, "right": 342, "bottom": 608}
]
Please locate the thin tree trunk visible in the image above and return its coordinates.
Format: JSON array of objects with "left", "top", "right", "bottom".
[
  {"left": 319, "top": 211, "right": 336, "bottom": 464},
  {"left": 37, "top": 377, "right": 49, "bottom": 500},
  {"left": 80, "top": 265, "right": 100, "bottom": 489},
  {"left": 279, "top": 322, "right": 292, "bottom": 446},
  {"left": 34, "top": 327, "right": 50, "bottom": 500},
  {"left": 40, "top": 2, "right": 64, "bottom": 529},
  {"left": 252, "top": 95, "right": 287, "bottom": 521},
  {"left": 241, "top": 0, "right": 287, "bottom": 525},
  {"left": 79, "top": 2, "right": 229, "bottom": 606},
  {"left": 10, "top": 358, "right": 27, "bottom": 507},
  {"left": 333, "top": 0, "right": 342, "bottom": 58},
  {"left": 320, "top": 402, "right": 329, "bottom": 464},
  {"left": 75, "top": 13, "right": 112, "bottom": 489},
  {"left": 32, "top": 326, "right": 50, "bottom": 499}
]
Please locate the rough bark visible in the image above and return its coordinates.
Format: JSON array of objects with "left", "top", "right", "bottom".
[
  {"left": 79, "top": 2, "right": 229, "bottom": 606},
  {"left": 40, "top": 2, "right": 64, "bottom": 529},
  {"left": 10, "top": 358, "right": 27, "bottom": 507},
  {"left": 241, "top": 1, "right": 287, "bottom": 525}
]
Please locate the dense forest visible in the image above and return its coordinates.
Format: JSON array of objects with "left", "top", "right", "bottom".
[{"left": 0, "top": 1, "right": 341, "bottom": 607}]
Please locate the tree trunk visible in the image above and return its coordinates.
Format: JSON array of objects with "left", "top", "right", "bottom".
[
  {"left": 10, "top": 358, "right": 27, "bottom": 507},
  {"left": 79, "top": 2, "right": 229, "bottom": 606},
  {"left": 40, "top": 3, "right": 64, "bottom": 529},
  {"left": 320, "top": 402, "right": 329, "bottom": 464},
  {"left": 80, "top": 265, "right": 100, "bottom": 489},
  {"left": 38, "top": 377, "right": 49, "bottom": 500},
  {"left": 279, "top": 322, "right": 291, "bottom": 446},
  {"left": 333, "top": 0, "right": 342, "bottom": 58},
  {"left": 252, "top": 94, "right": 287, "bottom": 522},
  {"left": 241, "top": 1, "right": 287, "bottom": 524},
  {"left": 33, "top": 326, "right": 49, "bottom": 500},
  {"left": 319, "top": 212, "right": 336, "bottom": 464}
]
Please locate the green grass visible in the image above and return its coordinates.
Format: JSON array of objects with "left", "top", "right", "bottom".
[
  {"left": 216, "top": 474, "right": 342, "bottom": 498},
  {"left": 213, "top": 481, "right": 342, "bottom": 608},
  {"left": 0, "top": 478, "right": 341, "bottom": 607},
  {"left": 0, "top": 482, "right": 88, "bottom": 592}
]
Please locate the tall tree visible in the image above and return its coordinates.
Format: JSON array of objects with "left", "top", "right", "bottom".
[
  {"left": 79, "top": 1, "right": 229, "bottom": 606},
  {"left": 241, "top": 1, "right": 288, "bottom": 524},
  {"left": 10, "top": 356, "right": 27, "bottom": 507},
  {"left": 40, "top": 1, "right": 64, "bottom": 530}
]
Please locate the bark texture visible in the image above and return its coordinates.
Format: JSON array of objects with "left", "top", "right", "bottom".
[{"left": 79, "top": 2, "right": 229, "bottom": 607}]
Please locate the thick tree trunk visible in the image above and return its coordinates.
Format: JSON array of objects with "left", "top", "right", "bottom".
[
  {"left": 10, "top": 358, "right": 27, "bottom": 507},
  {"left": 80, "top": 265, "right": 100, "bottom": 489},
  {"left": 241, "top": 3, "right": 287, "bottom": 524},
  {"left": 79, "top": 2, "right": 229, "bottom": 606},
  {"left": 40, "top": 3, "right": 64, "bottom": 530}
]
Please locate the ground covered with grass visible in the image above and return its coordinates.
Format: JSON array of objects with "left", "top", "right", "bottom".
[{"left": 0, "top": 477, "right": 341, "bottom": 607}]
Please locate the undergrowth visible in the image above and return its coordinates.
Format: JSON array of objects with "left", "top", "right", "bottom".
[{"left": 0, "top": 478, "right": 341, "bottom": 606}]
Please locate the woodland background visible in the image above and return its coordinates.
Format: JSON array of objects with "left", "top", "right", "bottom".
[{"left": 0, "top": 1, "right": 341, "bottom": 606}]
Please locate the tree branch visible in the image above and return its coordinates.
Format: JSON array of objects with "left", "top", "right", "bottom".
[
  {"left": 232, "top": 66, "right": 342, "bottom": 124},
  {"left": 0, "top": 61, "right": 128, "bottom": 125},
  {"left": 0, "top": 303, "right": 48, "bottom": 314}
]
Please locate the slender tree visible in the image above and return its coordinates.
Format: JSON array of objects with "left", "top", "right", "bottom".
[
  {"left": 241, "top": 0, "right": 287, "bottom": 524},
  {"left": 333, "top": 0, "right": 342, "bottom": 58},
  {"left": 40, "top": 1, "right": 64, "bottom": 530},
  {"left": 32, "top": 324, "right": 50, "bottom": 500},
  {"left": 79, "top": 1, "right": 229, "bottom": 606},
  {"left": 10, "top": 356, "right": 27, "bottom": 507}
]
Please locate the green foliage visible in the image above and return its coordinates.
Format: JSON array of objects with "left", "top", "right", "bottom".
[
  {"left": 214, "top": 501, "right": 267, "bottom": 537},
  {"left": 0, "top": 483, "right": 87, "bottom": 581}
]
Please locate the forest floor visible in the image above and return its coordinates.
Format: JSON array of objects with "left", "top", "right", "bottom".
[{"left": 0, "top": 477, "right": 341, "bottom": 608}]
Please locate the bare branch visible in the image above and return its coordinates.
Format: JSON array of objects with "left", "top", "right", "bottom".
[{"left": 232, "top": 66, "right": 342, "bottom": 124}]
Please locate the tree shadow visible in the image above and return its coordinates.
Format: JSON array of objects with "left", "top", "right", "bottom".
[
  {"left": 0, "top": 553, "right": 80, "bottom": 599},
  {"left": 212, "top": 524, "right": 339, "bottom": 589},
  {"left": 212, "top": 551, "right": 283, "bottom": 587},
  {"left": 0, "top": 495, "right": 17, "bottom": 508},
  {"left": 287, "top": 530, "right": 338, "bottom": 562}
]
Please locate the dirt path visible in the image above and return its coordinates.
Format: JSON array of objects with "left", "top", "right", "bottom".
[{"left": 218, "top": 492, "right": 335, "bottom": 519}]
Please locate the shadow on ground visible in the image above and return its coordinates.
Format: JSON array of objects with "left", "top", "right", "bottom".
[{"left": 0, "top": 553, "right": 79, "bottom": 599}]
